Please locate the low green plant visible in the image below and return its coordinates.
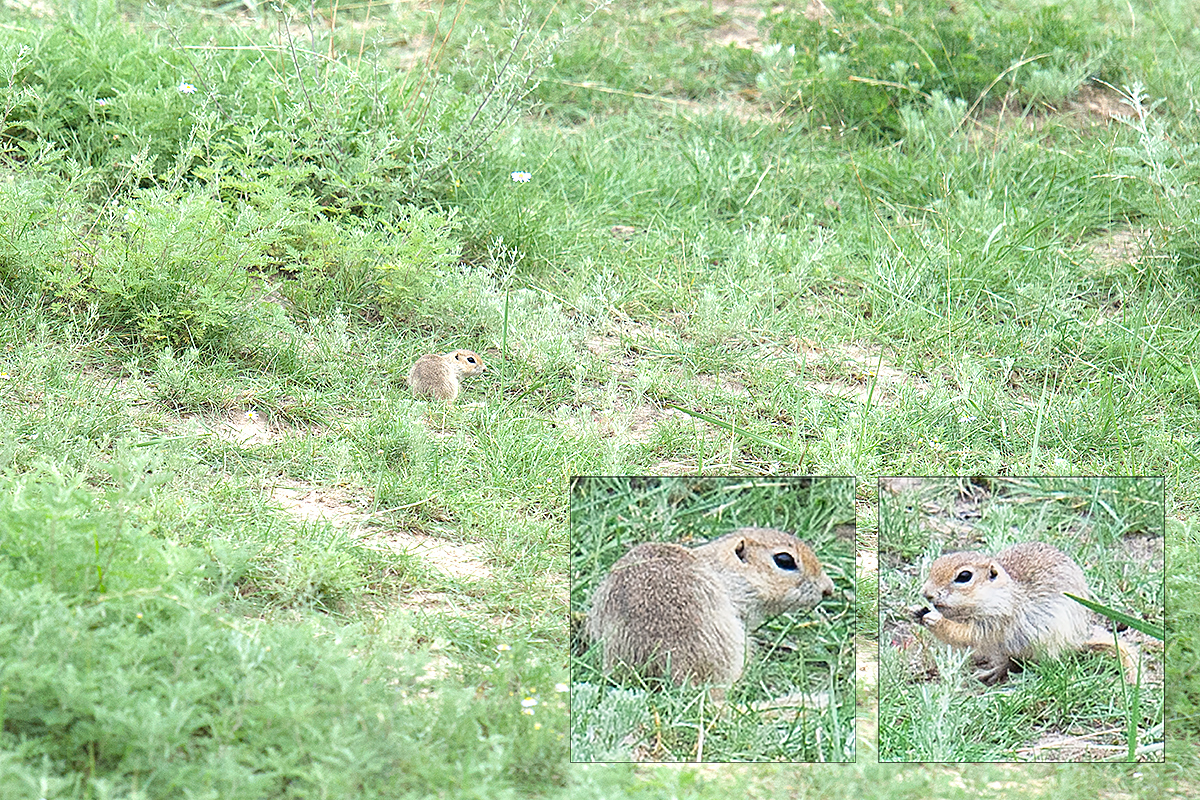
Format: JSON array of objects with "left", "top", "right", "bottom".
[
  {"left": 374, "top": 205, "right": 477, "bottom": 333},
  {"left": 0, "top": 0, "right": 580, "bottom": 351},
  {"left": 764, "top": 0, "right": 1119, "bottom": 136}
]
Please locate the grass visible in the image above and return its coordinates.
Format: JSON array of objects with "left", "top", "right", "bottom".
[{"left": 0, "top": 0, "right": 1195, "bottom": 795}]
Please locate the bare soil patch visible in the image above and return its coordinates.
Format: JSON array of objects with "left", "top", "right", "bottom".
[
  {"left": 1018, "top": 731, "right": 1132, "bottom": 762},
  {"left": 856, "top": 547, "right": 877, "bottom": 584},
  {"left": 696, "top": 373, "right": 750, "bottom": 396},
  {"left": 268, "top": 477, "right": 492, "bottom": 584},
  {"left": 1061, "top": 83, "right": 1136, "bottom": 123},
  {"left": 404, "top": 587, "right": 473, "bottom": 615},
  {"left": 590, "top": 399, "right": 689, "bottom": 443},
  {"left": 650, "top": 459, "right": 700, "bottom": 475},
  {"left": 271, "top": 480, "right": 373, "bottom": 529},
  {"left": 369, "top": 529, "right": 491, "bottom": 583},
  {"left": 1087, "top": 227, "right": 1148, "bottom": 269},
  {"left": 787, "top": 338, "right": 931, "bottom": 406},
  {"left": 706, "top": 0, "right": 830, "bottom": 51},
  {"left": 177, "top": 409, "right": 276, "bottom": 446},
  {"left": 878, "top": 476, "right": 925, "bottom": 495},
  {"left": 855, "top": 637, "right": 879, "bottom": 751},
  {"left": 1121, "top": 531, "right": 1164, "bottom": 565},
  {"left": 974, "top": 83, "right": 1134, "bottom": 142},
  {"left": 710, "top": 0, "right": 767, "bottom": 51}
]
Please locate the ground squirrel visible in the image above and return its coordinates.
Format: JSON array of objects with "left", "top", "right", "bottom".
[
  {"left": 585, "top": 527, "right": 835, "bottom": 687},
  {"left": 406, "top": 349, "right": 486, "bottom": 402},
  {"left": 912, "top": 541, "right": 1091, "bottom": 684}
]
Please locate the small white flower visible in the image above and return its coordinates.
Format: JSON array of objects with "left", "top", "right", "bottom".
[
  {"left": 496, "top": 643, "right": 512, "bottom": 652},
  {"left": 521, "top": 697, "right": 538, "bottom": 708},
  {"left": 95, "top": 98, "right": 109, "bottom": 107},
  {"left": 510, "top": 171, "right": 532, "bottom": 183},
  {"left": 554, "top": 682, "right": 568, "bottom": 693},
  {"left": 178, "top": 82, "right": 197, "bottom": 95},
  {"left": 245, "top": 410, "right": 258, "bottom": 422},
  {"left": 521, "top": 707, "right": 535, "bottom": 716}
]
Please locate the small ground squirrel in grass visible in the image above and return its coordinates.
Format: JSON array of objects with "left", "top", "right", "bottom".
[
  {"left": 406, "top": 349, "right": 486, "bottom": 402},
  {"left": 912, "top": 541, "right": 1093, "bottom": 684},
  {"left": 585, "top": 527, "right": 835, "bottom": 688}
]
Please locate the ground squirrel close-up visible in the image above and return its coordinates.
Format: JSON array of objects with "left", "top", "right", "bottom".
[
  {"left": 584, "top": 526, "right": 836, "bottom": 688},
  {"left": 406, "top": 349, "right": 486, "bottom": 402},
  {"left": 912, "top": 541, "right": 1091, "bottom": 684}
]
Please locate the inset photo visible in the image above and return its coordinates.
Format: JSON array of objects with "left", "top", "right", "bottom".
[
  {"left": 570, "top": 475, "right": 855, "bottom": 763},
  {"left": 878, "top": 476, "right": 1165, "bottom": 762}
]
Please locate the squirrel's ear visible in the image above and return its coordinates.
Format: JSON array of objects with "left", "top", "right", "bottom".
[
  {"left": 988, "top": 563, "right": 1000, "bottom": 580},
  {"left": 733, "top": 538, "right": 748, "bottom": 562}
]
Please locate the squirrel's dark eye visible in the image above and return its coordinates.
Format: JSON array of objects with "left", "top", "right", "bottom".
[
  {"left": 954, "top": 569, "right": 973, "bottom": 583},
  {"left": 466, "top": 356, "right": 476, "bottom": 363},
  {"left": 773, "top": 552, "right": 798, "bottom": 571}
]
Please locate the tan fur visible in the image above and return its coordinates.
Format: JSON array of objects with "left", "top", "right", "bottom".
[
  {"left": 406, "top": 349, "right": 486, "bottom": 402},
  {"left": 915, "top": 541, "right": 1090, "bottom": 684},
  {"left": 585, "top": 527, "right": 835, "bottom": 687}
]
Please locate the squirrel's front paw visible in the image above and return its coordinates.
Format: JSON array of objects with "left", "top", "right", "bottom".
[{"left": 911, "top": 606, "right": 942, "bottom": 625}]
